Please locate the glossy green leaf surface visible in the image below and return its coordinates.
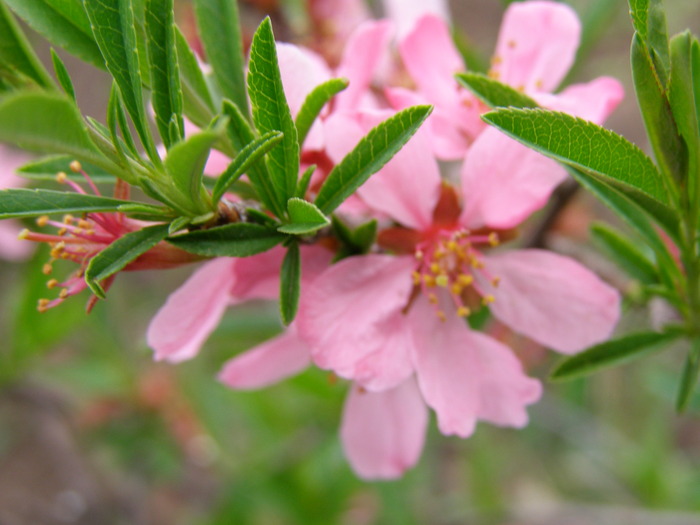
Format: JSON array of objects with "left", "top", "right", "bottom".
[
  {"left": 279, "top": 241, "right": 301, "bottom": 325},
  {"left": 295, "top": 77, "right": 349, "bottom": 146},
  {"left": 0, "top": 189, "right": 130, "bottom": 219},
  {"left": 277, "top": 198, "right": 330, "bottom": 235},
  {"left": 167, "top": 222, "right": 285, "bottom": 257},
  {"left": 455, "top": 72, "right": 538, "bottom": 108},
  {"left": 590, "top": 222, "right": 658, "bottom": 284}
]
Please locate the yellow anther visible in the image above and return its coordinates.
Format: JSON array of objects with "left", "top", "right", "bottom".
[
  {"left": 435, "top": 274, "right": 449, "bottom": 288},
  {"left": 535, "top": 79, "right": 544, "bottom": 89},
  {"left": 423, "top": 275, "right": 436, "bottom": 287},
  {"left": 36, "top": 215, "right": 50, "bottom": 227},
  {"left": 59, "top": 288, "right": 69, "bottom": 299},
  {"left": 433, "top": 249, "right": 445, "bottom": 259},
  {"left": 58, "top": 228, "right": 68, "bottom": 236},
  {"left": 47, "top": 279, "right": 59, "bottom": 289},
  {"left": 430, "top": 262, "right": 441, "bottom": 274},
  {"left": 73, "top": 228, "right": 83, "bottom": 235},
  {"left": 451, "top": 283, "right": 463, "bottom": 295},
  {"left": 491, "top": 55, "right": 503, "bottom": 65},
  {"left": 42, "top": 263, "right": 53, "bottom": 275},
  {"left": 436, "top": 310, "right": 447, "bottom": 322},
  {"left": 508, "top": 40, "right": 517, "bottom": 49},
  {"left": 482, "top": 294, "right": 496, "bottom": 305},
  {"left": 491, "top": 277, "right": 501, "bottom": 287},
  {"left": 415, "top": 250, "right": 424, "bottom": 260},
  {"left": 428, "top": 293, "right": 439, "bottom": 305},
  {"left": 488, "top": 70, "right": 500, "bottom": 80},
  {"left": 458, "top": 274, "right": 474, "bottom": 286},
  {"left": 63, "top": 214, "right": 74, "bottom": 224},
  {"left": 447, "top": 240, "right": 458, "bottom": 252},
  {"left": 488, "top": 232, "right": 500, "bottom": 246},
  {"left": 471, "top": 258, "right": 484, "bottom": 269},
  {"left": 457, "top": 306, "right": 471, "bottom": 318},
  {"left": 78, "top": 219, "right": 92, "bottom": 229},
  {"left": 56, "top": 172, "right": 68, "bottom": 183},
  {"left": 50, "top": 242, "right": 66, "bottom": 259},
  {"left": 17, "top": 229, "right": 30, "bottom": 240},
  {"left": 412, "top": 271, "right": 422, "bottom": 285},
  {"left": 37, "top": 298, "right": 50, "bottom": 313},
  {"left": 69, "top": 160, "right": 82, "bottom": 173}
]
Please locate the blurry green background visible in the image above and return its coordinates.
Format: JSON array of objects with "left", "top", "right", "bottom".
[{"left": 1, "top": 1, "right": 700, "bottom": 524}]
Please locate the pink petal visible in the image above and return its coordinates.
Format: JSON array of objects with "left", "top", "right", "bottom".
[
  {"left": 297, "top": 254, "right": 415, "bottom": 379},
  {"left": 309, "top": 0, "right": 371, "bottom": 42},
  {"left": 218, "top": 325, "right": 310, "bottom": 389},
  {"left": 335, "top": 20, "right": 393, "bottom": 112},
  {"left": 409, "top": 298, "right": 540, "bottom": 435},
  {"left": 147, "top": 259, "right": 233, "bottom": 362},
  {"left": 460, "top": 128, "right": 567, "bottom": 230},
  {"left": 0, "top": 222, "right": 33, "bottom": 261},
  {"left": 323, "top": 111, "right": 365, "bottom": 164},
  {"left": 492, "top": 1, "right": 580, "bottom": 93},
  {"left": 484, "top": 249, "right": 621, "bottom": 354},
  {"left": 341, "top": 379, "right": 428, "bottom": 480},
  {"left": 381, "top": 0, "right": 450, "bottom": 37},
  {"left": 534, "top": 76, "right": 625, "bottom": 125}
]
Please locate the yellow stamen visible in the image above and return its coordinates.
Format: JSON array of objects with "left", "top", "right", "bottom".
[
  {"left": 430, "top": 262, "right": 441, "bottom": 274},
  {"left": 412, "top": 271, "right": 422, "bottom": 285},
  {"left": 38, "top": 298, "right": 50, "bottom": 312},
  {"left": 482, "top": 294, "right": 496, "bottom": 305},
  {"left": 488, "top": 232, "right": 500, "bottom": 247},
  {"left": 435, "top": 274, "right": 449, "bottom": 288},
  {"left": 36, "top": 215, "right": 49, "bottom": 227},
  {"left": 458, "top": 274, "right": 474, "bottom": 286},
  {"left": 423, "top": 275, "right": 436, "bottom": 287},
  {"left": 428, "top": 293, "right": 438, "bottom": 305},
  {"left": 457, "top": 306, "right": 471, "bottom": 318},
  {"left": 436, "top": 311, "right": 446, "bottom": 322},
  {"left": 56, "top": 172, "right": 68, "bottom": 183},
  {"left": 451, "top": 283, "right": 463, "bottom": 295},
  {"left": 17, "top": 229, "right": 30, "bottom": 240},
  {"left": 42, "top": 263, "right": 53, "bottom": 275},
  {"left": 69, "top": 160, "right": 82, "bottom": 173},
  {"left": 47, "top": 279, "right": 59, "bottom": 289},
  {"left": 491, "top": 277, "right": 501, "bottom": 287},
  {"left": 59, "top": 288, "right": 69, "bottom": 299}
]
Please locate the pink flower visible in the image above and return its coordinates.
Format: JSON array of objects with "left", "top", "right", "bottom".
[
  {"left": 0, "top": 146, "right": 33, "bottom": 261},
  {"left": 295, "top": 111, "right": 620, "bottom": 475},
  {"left": 389, "top": 1, "right": 624, "bottom": 160}
]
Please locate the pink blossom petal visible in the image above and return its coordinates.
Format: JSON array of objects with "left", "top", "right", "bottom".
[
  {"left": 341, "top": 379, "right": 428, "bottom": 480},
  {"left": 297, "top": 254, "right": 415, "bottom": 378},
  {"left": 323, "top": 111, "right": 365, "bottom": 164},
  {"left": 0, "top": 222, "right": 33, "bottom": 261},
  {"left": 460, "top": 128, "right": 567, "bottom": 230},
  {"left": 409, "top": 298, "right": 540, "bottom": 435},
  {"left": 492, "top": 1, "right": 580, "bottom": 93},
  {"left": 148, "top": 259, "right": 233, "bottom": 362},
  {"left": 310, "top": 0, "right": 371, "bottom": 43},
  {"left": 534, "top": 76, "right": 625, "bottom": 125},
  {"left": 335, "top": 20, "right": 393, "bottom": 112},
  {"left": 218, "top": 325, "right": 311, "bottom": 389},
  {"left": 484, "top": 249, "right": 620, "bottom": 354},
  {"left": 382, "top": 0, "right": 450, "bottom": 37},
  {"left": 278, "top": 43, "right": 332, "bottom": 150}
]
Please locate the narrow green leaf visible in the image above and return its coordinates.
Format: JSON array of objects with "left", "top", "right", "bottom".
[
  {"left": 632, "top": 35, "right": 686, "bottom": 184},
  {"left": 277, "top": 198, "right": 330, "bottom": 235},
  {"left": 212, "top": 131, "right": 283, "bottom": 203},
  {"left": 629, "top": 0, "right": 670, "bottom": 84},
  {"left": 590, "top": 222, "right": 659, "bottom": 284},
  {"left": 0, "top": 2, "right": 54, "bottom": 88},
  {"left": 330, "top": 215, "right": 377, "bottom": 260},
  {"left": 483, "top": 108, "right": 671, "bottom": 205},
  {"left": 280, "top": 241, "right": 301, "bottom": 325},
  {"left": 315, "top": 105, "right": 433, "bottom": 214},
  {"left": 248, "top": 18, "right": 300, "bottom": 207},
  {"left": 117, "top": 202, "right": 174, "bottom": 220},
  {"left": 168, "top": 216, "right": 191, "bottom": 235},
  {"left": 168, "top": 222, "right": 285, "bottom": 257},
  {"left": 18, "top": 155, "right": 114, "bottom": 182},
  {"left": 4, "top": 0, "right": 105, "bottom": 69},
  {"left": 222, "top": 99, "right": 285, "bottom": 217},
  {"left": 84, "top": 0, "right": 157, "bottom": 162},
  {"left": 0, "top": 91, "right": 107, "bottom": 168},
  {"left": 693, "top": 39, "right": 700, "bottom": 132},
  {"left": 50, "top": 49, "right": 76, "bottom": 100},
  {"left": 295, "top": 77, "right": 349, "bottom": 146},
  {"left": 676, "top": 339, "right": 700, "bottom": 412},
  {"left": 174, "top": 27, "right": 215, "bottom": 127},
  {"left": 455, "top": 72, "right": 538, "bottom": 109},
  {"left": 194, "top": 0, "right": 248, "bottom": 113},
  {"left": 0, "top": 189, "right": 130, "bottom": 219},
  {"left": 164, "top": 125, "right": 224, "bottom": 214},
  {"left": 295, "top": 164, "right": 315, "bottom": 199},
  {"left": 145, "top": 0, "right": 183, "bottom": 149},
  {"left": 551, "top": 329, "right": 683, "bottom": 381},
  {"left": 85, "top": 223, "right": 170, "bottom": 297}
]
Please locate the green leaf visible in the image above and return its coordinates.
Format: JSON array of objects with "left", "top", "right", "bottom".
[
  {"left": 0, "top": 91, "right": 107, "bottom": 168},
  {"left": 50, "top": 49, "right": 76, "bottom": 100},
  {"left": 629, "top": 0, "right": 670, "bottom": 85},
  {"left": 85, "top": 223, "right": 170, "bottom": 298},
  {"left": 278, "top": 198, "right": 330, "bottom": 235},
  {"left": 295, "top": 164, "right": 315, "bottom": 199},
  {"left": 0, "top": 2, "right": 54, "bottom": 88},
  {"left": 83, "top": 0, "right": 157, "bottom": 162},
  {"left": 222, "top": 99, "right": 285, "bottom": 217},
  {"left": 145, "top": 0, "right": 184, "bottom": 149},
  {"left": 0, "top": 189, "right": 130, "bottom": 219},
  {"left": 167, "top": 222, "right": 285, "bottom": 257},
  {"left": 295, "top": 77, "right": 349, "bottom": 146},
  {"left": 248, "top": 17, "right": 299, "bottom": 208},
  {"left": 164, "top": 125, "right": 224, "bottom": 214},
  {"left": 18, "top": 155, "right": 115, "bottom": 183},
  {"left": 550, "top": 329, "right": 684, "bottom": 381},
  {"left": 482, "top": 108, "right": 672, "bottom": 205},
  {"left": 315, "top": 105, "right": 433, "bottom": 214},
  {"left": 279, "top": 241, "right": 301, "bottom": 325},
  {"left": 330, "top": 215, "right": 377, "bottom": 260},
  {"left": 632, "top": 34, "right": 686, "bottom": 184},
  {"left": 174, "top": 27, "right": 216, "bottom": 127},
  {"left": 676, "top": 339, "right": 700, "bottom": 412},
  {"left": 590, "top": 222, "right": 659, "bottom": 284},
  {"left": 212, "top": 130, "right": 284, "bottom": 203},
  {"left": 194, "top": 0, "right": 248, "bottom": 114},
  {"left": 455, "top": 72, "right": 538, "bottom": 109},
  {"left": 4, "top": 0, "right": 105, "bottom": 69}
]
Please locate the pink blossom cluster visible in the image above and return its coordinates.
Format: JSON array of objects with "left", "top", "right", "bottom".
[{"left": 147, "top": 0, "right": 624, "bottom": 479}]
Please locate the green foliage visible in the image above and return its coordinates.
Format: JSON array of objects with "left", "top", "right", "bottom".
[
  {"left": 18, "top": 155, "right": 115, "bottom": 183},
  {"left": 168, "top": 222, "right": 286, "bottom": 257},
  {"left": 330, "top": 216, "right": 377, "bottom": 261},
  {"left": 677, "top": 340, "right": 700, "bottom": 411},
  {"left": 295, "top": 78, "right": 349, "bottom": 146},
  {"left": 50, "top": 49, "right": 76, "bottom": 100},
  {"left": 0, "top": 189, "right": 130, "bottom": 219},
  {"left": 278, "top": 198, "right": 330, "bottom": 235},
  {"left": 248, "top": 17, "right": 300, "bottom": 212},
  {"left": 85, "top": 223, "right": 171, "bottom": 297},
  {"left": 590, "top": 222, "right": 659, "bottom": 285},
  {"left": 455, "top": 72, "right": 538, "bottom": 109},
  {"left": 315, "top": 105, "right": 433, "bottom": 214},
  {"left": 551, "top": 329, "right": 684, "bottom": 381},
  {"left": 174, "top": 27, "right": 216, "bottom": 127},
  {"left": 194, "top": 0, "right": 248, "bottom": 113},
  {"left": 280, "top": 241, "right": 301, "bottom": 325}
]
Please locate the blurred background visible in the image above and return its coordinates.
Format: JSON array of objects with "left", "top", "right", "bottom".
[{"left": 1, "top": 1, "right": 700, "bottom": 524}]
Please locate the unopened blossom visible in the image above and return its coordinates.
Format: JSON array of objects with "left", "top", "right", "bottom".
[
  {"left": 18, "top": 163, "right": 199, "bottom": 312},
  {"left": 0, "top": 146, "right": 33, "bottom": 261}
]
